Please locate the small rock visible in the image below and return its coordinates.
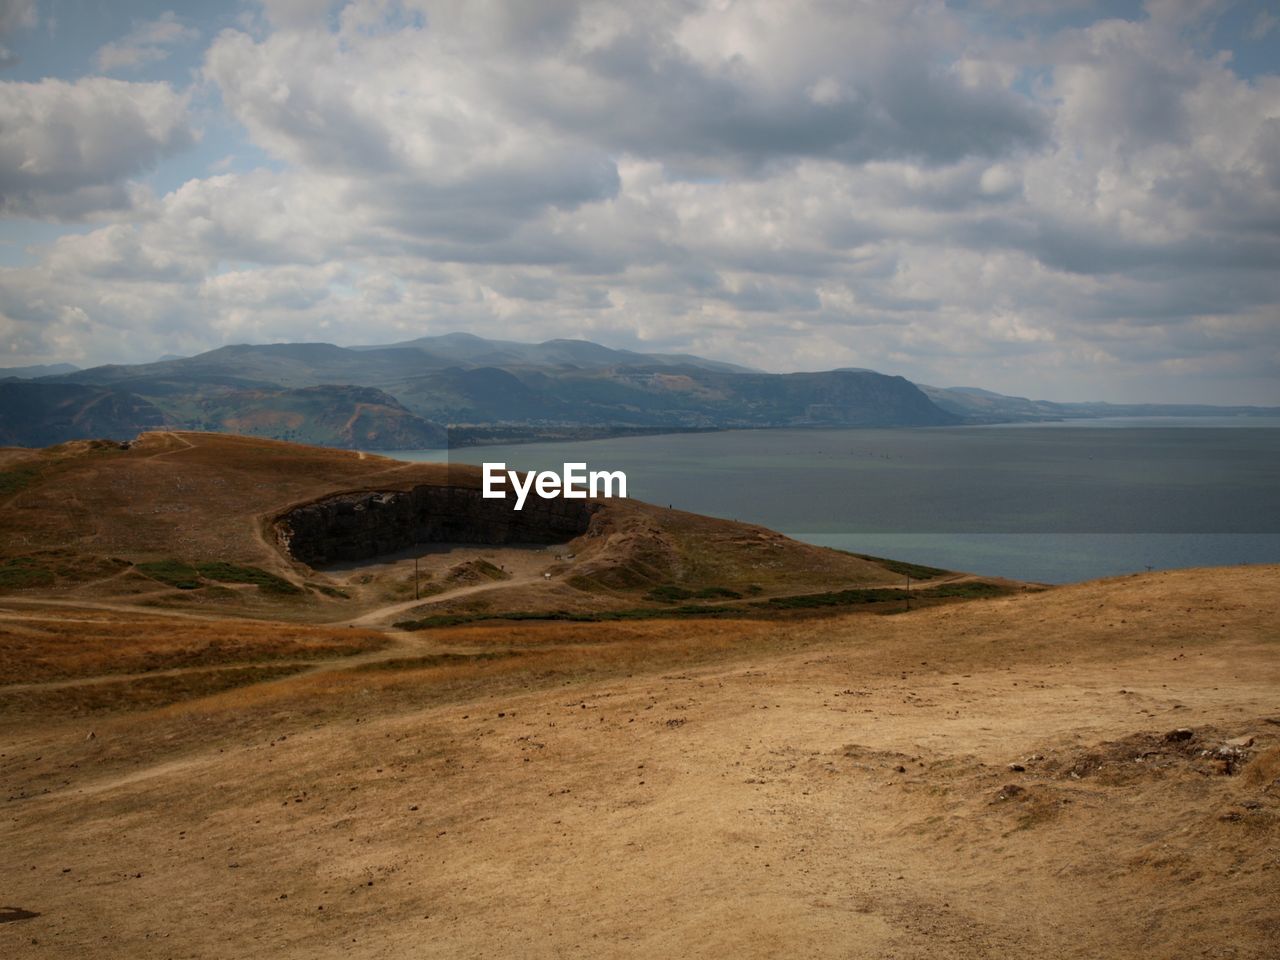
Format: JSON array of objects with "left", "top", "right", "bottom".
[
  {"left": 1007, "top": 763, "right": 1025, "bottom": 772},
  {"left": 994, "top": 784, "right": 1026, "bottom": 802},
  {"left": 1224, "top": 734, "right": 1255, "bottom": 748},
  {"left": 85, "top": 731, "right": 95, "bottom": 741},
  {"left": 1163, "top": 728, "right": 1194, "bottom": 742}
]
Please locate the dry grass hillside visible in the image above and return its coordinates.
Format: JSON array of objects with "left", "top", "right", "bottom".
[
  {"left": 1, "top": 431, "right": 1274, "bottom": 957},
  {"left": 0, "top": 432, "right": 982, "bottom": 623},
  {"left": 0, "top": 564, "right": 1276, "bottom": 958}
]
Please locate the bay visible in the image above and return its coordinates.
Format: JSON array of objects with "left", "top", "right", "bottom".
[{"left": 378, "top": 420, "right": 1280, "bottom": 583}]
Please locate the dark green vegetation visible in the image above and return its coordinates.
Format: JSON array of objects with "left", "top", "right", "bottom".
[
  {"left": 135, "top": 560, "right": 203, "bottom": 590},
  {"left": 761, "top": 581, "right": 1008, "bottom": 609},
  {"left": 0, "top": 557, "right": 56, "bottom": 588},
  {"left": 0, "top": 552, "right": 131, "bottom": 591},
  {"left": 0, "top": 463, "right": 43, "bottom": 496},
  {"left": 646, "top": 584, "right": 743, "bottom": 602},
  {"left": 842, "top": 553, "right": 950, "bottom": 580},
  {"left": 136, "top": 560, "right": 303, "bottom": 595},
  {"left": 394, "top": 580, "right": 1015, "bottom": 630}
]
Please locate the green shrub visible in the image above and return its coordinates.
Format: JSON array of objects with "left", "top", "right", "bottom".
[
  {"left": 136, "top": 560, "right": 202, "bottom": 590},
  {"left": 0, "top": 557, "right": 55, "bottom": 588},
  {"left": 646, "top": 584, "right": 742, "bottom": 603},
  {"left": 0, "top": 466, "right": 42, "bottom": 497},
  {"left": 844, "top": 552, "right": 950, "bottom": 580},
  {"left": 137, "top": 559, "right": 303, "bottom": 594},
  {"left": 196, "top": 562, "right": 303, "bottom": 595}
]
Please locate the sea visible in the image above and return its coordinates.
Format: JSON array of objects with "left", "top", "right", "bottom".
[{"left": 376, "top": 417, "right": 1280, "bottom": 584}]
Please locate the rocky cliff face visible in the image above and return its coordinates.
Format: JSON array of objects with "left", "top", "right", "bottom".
[{"left": 276, "top": 485, "right": 597, "bottom": 564}]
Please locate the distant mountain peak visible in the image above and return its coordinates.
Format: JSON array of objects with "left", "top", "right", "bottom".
[{"left": 0, "top": 362, "right": 80, "bottom": 379}]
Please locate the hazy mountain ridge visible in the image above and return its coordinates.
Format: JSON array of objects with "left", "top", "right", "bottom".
[
  {"left": 21, "top": 336, "right": 955, "bottom": 446},
  {"left": 921, "top": 384, "right": 1280, "bottom": 422},
  {"left": 0, "top": 382, "right": 166, "bottom": 447},
  {"left": 8, "top": 334, "right": 1275, "bottom": 450},
  {"left": 170, "top": 385, "right": 448, "bottom": 450},
  {"left": 0, "top": 382, "right": 447, "bottom": 450},
  {"left": 0, "top": 363, "right": 80, "bottom": 379},
  {"left": 351, "top": 331, "right": 755, "bottom": 373}
]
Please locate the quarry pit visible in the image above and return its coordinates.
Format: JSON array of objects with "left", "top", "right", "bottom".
[{"left": 274, "top": 484, "right": 599, "bottom": 565}]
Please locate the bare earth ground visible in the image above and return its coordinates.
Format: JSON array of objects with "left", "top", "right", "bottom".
[{"left": 2, "top": 565, "right": 1278, "bottom": 959}]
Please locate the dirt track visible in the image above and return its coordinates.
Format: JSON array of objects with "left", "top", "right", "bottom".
[{"left": 2, "top": 565, "right": 1278, "bottom": 959}]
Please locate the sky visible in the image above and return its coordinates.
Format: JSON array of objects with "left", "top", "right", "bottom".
[{"left": 0, "top": 0, "right": 1277, "bottom": 404}]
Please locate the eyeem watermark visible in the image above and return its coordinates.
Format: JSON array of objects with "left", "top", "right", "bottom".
[{"left": 483, "top": 462, "right": 627, "bottom": 511}]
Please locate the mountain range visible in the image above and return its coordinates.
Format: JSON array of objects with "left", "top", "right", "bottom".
[{"left": 1, "top": 333, "right": 1275, "bottom": 449}]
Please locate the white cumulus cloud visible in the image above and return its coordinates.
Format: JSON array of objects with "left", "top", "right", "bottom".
[{"left": 0, "top": 77, "right": 195, "bottom": 219}]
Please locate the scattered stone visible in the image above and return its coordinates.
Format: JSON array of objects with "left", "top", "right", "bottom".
[
  {"left": 994, "top": 784, "right": 1026, "bottom": 802},
  {"left": 1224, "top": 734, "right": 1255, "bottom": 748},
  {"left": 1008, "top": 763, "right": 1025, "bottom": 772},
  {"left": 1164, "top": 728, "right": 1194, "bottom": 742}
]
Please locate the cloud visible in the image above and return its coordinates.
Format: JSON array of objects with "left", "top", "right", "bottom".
[
  {"left": 0, "top": 77, "right": 195, "bottom": 219},
  {"left": 0, "top": 0, "right": 1277, "bottom": 404},
  {"left": 1249, "top": 10, "right": 1277, "bottom": 41},
  {"left": 0, "top": 0, "right": 35, "bottom": 33},
  {"left": 95, "top": 11, "right": 200, "bottom": 73},
  {"left": 236, "top": 0, "right": 1044, "bottom": 173},
  {"left": 0, "top": 0, "right": 36, "bottom": 67},
  {"left": 203, "top": 20, "right": 622, "bottom": 246}
]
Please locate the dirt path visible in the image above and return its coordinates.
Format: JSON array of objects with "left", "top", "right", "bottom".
[
  {"left": 339, "top": 573, "right": 546, "bottom": 627},
  {"left": 0, "top": 597, "right": 280, "bottom": 623}
]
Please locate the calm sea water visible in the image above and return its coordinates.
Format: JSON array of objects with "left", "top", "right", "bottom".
[{"left": 377, "top": 418, "right": 1280, "bottom": 584}]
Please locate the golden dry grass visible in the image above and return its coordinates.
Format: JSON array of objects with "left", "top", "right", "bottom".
[
  {"left": 0, "top": 612, "right": 388, "bottom": 685},
  {"left": 1, "top": 565, "right": 1278, "bottom": 958},
  {"left": 1, "top": 565, "right": 1277, "bottom": 959}
]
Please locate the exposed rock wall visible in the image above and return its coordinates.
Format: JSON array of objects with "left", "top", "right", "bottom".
[{"left": 276, "top": 486, "right": 596, "bottom": 564}]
